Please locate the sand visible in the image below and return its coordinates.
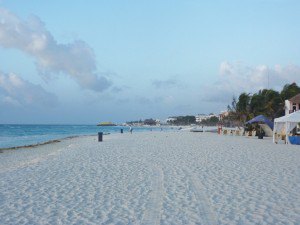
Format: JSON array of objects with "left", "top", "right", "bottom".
[{"left": 0, "top": 131, "right": 300, "bottom": 225}]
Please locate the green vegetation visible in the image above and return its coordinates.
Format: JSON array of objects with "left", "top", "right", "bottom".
[
  {"left": 126, "top": 120, "right": 143, "bottom": 125},
  {"left": 167, "top": 116, "right": 196, "bottom": 125},
  {"left": 126, "top": 118, "right": 158, "bottom": 126},
  {"left": 199, "top": 116, "right": 219, "bottom": 126},
  {"left": 143, "top": 119, "right": 157, "bottom": 125},
  {"left": 225, "top": 82, "right": 300, "bottom": 126}
]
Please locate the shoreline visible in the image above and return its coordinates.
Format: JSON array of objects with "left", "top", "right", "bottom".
[
  {"left": 0, "top": 135, "right": 94, "bottom": 152},
  {"left": 0, "top": 125, "right": 176, "bottom": 150},
  {"left": 0, "top": 125, "right": 193, "bottom": 151}
]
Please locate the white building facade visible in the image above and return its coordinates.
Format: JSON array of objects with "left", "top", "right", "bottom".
[
  {"left": 195, "top": 114, "right": 218, "bottom": 123},
  {"left": 285, "top": 94, "right": 300, "bottom": 115}
]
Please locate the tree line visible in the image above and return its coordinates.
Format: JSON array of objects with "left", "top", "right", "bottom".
[
  {"left": 167, "top": 115, "right": 220, "bottom": 126},
  {"left": 199, "top": 116, "right": 219, "bottom": 126},
  {"left": 225, "top": 82, "right": 300, "bottom": 126},
  {"left": 126, "top": 118, "right": 158, "bottom": 125},
  {"left": 167, "top": 116, "right": 196, "bottom": 125}
]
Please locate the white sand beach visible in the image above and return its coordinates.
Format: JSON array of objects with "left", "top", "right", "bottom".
[{"left": 1, "top": 131, "right": 300, "bottom": 225}]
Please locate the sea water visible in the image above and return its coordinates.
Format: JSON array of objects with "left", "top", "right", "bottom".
[{"left": 0, "top": 124, "right": 166, "bottom": 148}]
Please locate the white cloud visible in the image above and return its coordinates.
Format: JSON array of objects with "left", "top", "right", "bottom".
[
  {"left": 0, "top": 7, "right": 111, "bottom": 91},
  {"left": 204, "top": 61, "right": 300, "bottom": 102},
  {"left": 0, "top": 71, "right": 57, "bottom": 107}
]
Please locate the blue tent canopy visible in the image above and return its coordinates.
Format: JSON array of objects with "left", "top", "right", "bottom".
[{"left": 245, "top": 115, "right": 274, "bottom": 129}]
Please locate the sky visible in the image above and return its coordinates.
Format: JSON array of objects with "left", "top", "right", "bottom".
[{"left": 0, "top": 0, "right": 300, "bottom": 124}]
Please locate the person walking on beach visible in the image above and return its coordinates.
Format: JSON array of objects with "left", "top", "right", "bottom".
[{"left": 129, "top": 126, "right": 133, "bottom": 134}]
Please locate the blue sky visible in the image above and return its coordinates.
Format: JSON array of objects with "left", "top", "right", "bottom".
[{"left": 0, "top": 0, "right": 300, "bottom": 124}]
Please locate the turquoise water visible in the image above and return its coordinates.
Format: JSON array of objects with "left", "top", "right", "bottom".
[{"left": 0, "top": 124, "right": 166, "bottom": 148}]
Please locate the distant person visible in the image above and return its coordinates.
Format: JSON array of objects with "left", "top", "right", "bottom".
[{"left": 129, "top": 127, "right": 133, "bottom": 134}]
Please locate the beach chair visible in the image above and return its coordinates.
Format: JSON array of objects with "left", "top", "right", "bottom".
[
  {"left": 252, "top": 131, "right": 256, "bottom": 137},
  {"left": 223, "top": 129, "right": 228, "bottom": 135}
]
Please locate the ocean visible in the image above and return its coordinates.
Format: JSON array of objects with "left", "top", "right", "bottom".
[{"left": 0, "top": 124, "right": 166, "bottom": 149}]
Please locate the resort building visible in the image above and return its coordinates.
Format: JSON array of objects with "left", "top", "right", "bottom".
[
  {"left": 195, "top": 114, "right": 218, "bottom": 123},
  {"left": 285, "top": 93, "right": 300, "bottom": 115},
  {"left": 219, "top": 110, "right": 229, "bottom": 121},
  {"left": 195, "top": 114, "right": 207, "bottom": 123},
  {"left": 155, "top": 119, "right": 160, "bottom": 125},
  {"left": 166, "top": 117, "right": 177, "bottom": 123}
]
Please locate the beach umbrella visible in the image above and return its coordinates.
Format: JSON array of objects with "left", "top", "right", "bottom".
[{"left": 245, "top": 115, "right": 274, "bottom": 129}]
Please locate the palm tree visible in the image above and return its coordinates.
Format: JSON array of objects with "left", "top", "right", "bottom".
[
  {"left": 236, "top": 93, "right": 251, "bottom": 122},
  {"left": 226, "top": 83, "right": 300, "bottom": 125},
  {"left": 280, "top": 83, "right": 300, "bottom": 101}
]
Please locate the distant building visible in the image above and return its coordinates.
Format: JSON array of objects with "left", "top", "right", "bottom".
[
  {"left": 285, "top": 93, "right": 300, "bottom": 115},
  {"left": 155, "top": 119, "right": 160, "bottom": 125},
  {"left": 195, "top": 114, "right": 207, "bottom": 123},
  {"left": 195, "top": 114, "right": 218, "bottom": 123},
  {"left": 166, "top": 117, "right": 177, "bottom": 124},
  {"left": 219, "top": 110, "right": 229, "bottom": 121}
]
